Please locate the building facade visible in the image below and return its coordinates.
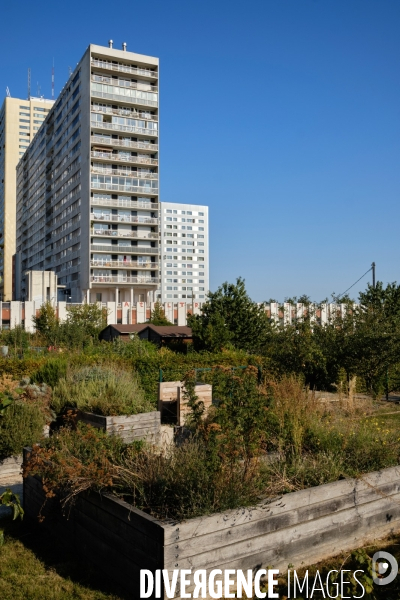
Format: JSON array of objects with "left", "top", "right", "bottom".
[
  {"left": 0, "top": 96, "right": 53, "bottom": 300},
  {"left": 15, "top": 42, "right": 159, "bottom": 304},
  {"left": 158, "top": 202, "right": 209, "bottom": 302}
]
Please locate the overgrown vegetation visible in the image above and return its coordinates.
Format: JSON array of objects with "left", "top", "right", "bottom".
[
  {"left": 24, "top": 369, "right": 400, "bottom": 521},
  {"left": 51, "top": 365, "right": 152, "bottom": 416}
]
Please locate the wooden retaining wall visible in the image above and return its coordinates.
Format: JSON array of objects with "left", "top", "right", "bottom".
[
  {"left": 23, "top": 460, "right": 400, "bottom": 599},
  {"left": 78, "top": 410, "right": 161, "bottom": 444},
  {"left": 158, "top": 382, "right": 212, "bottom": 426}
]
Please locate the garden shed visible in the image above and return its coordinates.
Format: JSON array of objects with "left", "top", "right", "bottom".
[{"left": 99, "top": 324, "right": 192, "bottom": 347}]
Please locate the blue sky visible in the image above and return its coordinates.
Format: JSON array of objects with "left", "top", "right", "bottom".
[{"left": 1, "top": 0, "right": 399, "bottom": 302}]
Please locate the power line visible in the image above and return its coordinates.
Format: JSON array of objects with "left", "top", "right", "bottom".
[{"left": 334, "top": 266, "right": 373, "bottom": 301}]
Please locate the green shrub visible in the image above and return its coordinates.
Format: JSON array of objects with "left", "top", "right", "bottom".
[
  {"left": 51, "top": 365, "right": 153, "bottom": 416},
  {"left": 30, "top": 358, "right": 68, "bottom": 388},
  {"left": 0, "top": 401, "right": 47, "bottom": 460}
]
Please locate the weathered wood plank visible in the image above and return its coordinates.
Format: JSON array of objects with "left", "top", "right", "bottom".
[
  {"left": 164, "top": 492, "right": 400, "bottom": 570},
  {"left": 164, "top": 480, "right": 400, "bottom": 558},
  {"left": 164, "top": 466, "right": 400, "bottom": 543}
]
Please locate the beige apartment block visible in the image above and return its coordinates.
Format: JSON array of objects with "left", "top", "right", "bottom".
[
  {"left": 0, "top": 96, "right": 53, "bottom": 299},
  {"left": 15, "top": 42, "right": 159, "bottom": 304}
]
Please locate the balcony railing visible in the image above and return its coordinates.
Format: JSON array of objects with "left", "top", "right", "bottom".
[
  {"left": 91, "top": 104, "right": 158, "bottom": 122},
  {"left": 91, "top": 167, "right": 157, "bottom": 180},
  {"left": 90, "top": 243, "right": 157, "bottom": 252},
  {"left": 90, "top": 120, "right": 158, "bottom": 137},
  {"left": 91, "top": 260, "right": 157, "bottom": 269},
  {"left": 90, "top": 229, "right": 158, "bottom": 240},
  {"left": 91, "top": 182, "right": 158, "bottom": 195},
  {"left": 91, "top": 197, "right": 158, "bottom": 210},
  {"left": 90, "top": 151, "right": 158, "bottom": 166},
  {"left": 90, "top": 275, "right": 159, "bottom": 285},
  {"left": 91, "top": 59, "right": 158, "bottom": 79},
  {"left": 91, "top": 74, "right": 157, "bottom": 93},
  {"left": 91, "top": 90, "right": 157, "bottom": 108},
  {"left": 91, "top": 136, "right": 157, "bottom": 152},
  {"left": 92, "top": 214, "right": 157, "bottom": 225}
]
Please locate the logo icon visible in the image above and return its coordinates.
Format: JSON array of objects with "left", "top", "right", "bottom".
[{"left": 372, "top": 551, "right": 398, "bottom": 586}]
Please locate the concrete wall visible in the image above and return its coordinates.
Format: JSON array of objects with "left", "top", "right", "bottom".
[{"left": 0, "top": 300, "right": 359, "bottom": 331}]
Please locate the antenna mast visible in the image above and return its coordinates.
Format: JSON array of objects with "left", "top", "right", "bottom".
[
  {"left": 27, "top": 68, "right": 31, "bottom": 100},
  {"left": 52, "top": 58, "right": 55, "bottom": 99}
]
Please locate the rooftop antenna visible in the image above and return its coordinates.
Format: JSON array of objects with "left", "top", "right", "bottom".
[
  {"left": 27, "top": 68, "right": 31, "bottom": 100},
  {"left": 5, "top": 87, "right": 10, "bottom": 97},
  {"left": 37, "top": 81, "right": 41, "bottom": 97},
  {"left": 108, "top": 39, "right": 113, "bottom": 48},
  {"left": 51, "top": 58, "right": 55, "bottom": 99}
]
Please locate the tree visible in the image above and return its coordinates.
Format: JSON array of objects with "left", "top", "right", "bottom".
[
  {"left": 188, "top": 278, "right": 271, "bottom": 353},
  {"left": 65, "top": 303, "right": 107, "bottom": 339},
  {"left": 32, "top": 302, "right": 60, "bottom": 346},
  {"left": 147, "top": 301, "right": 173, "bottom": 326}
]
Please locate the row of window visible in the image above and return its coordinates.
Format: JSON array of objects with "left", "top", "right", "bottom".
[
  {"left": 167, "top": 294, "right": 204, "bottom": 298},
  {"left": 165, "top": 209, "right": 205, "bottom": 216}
]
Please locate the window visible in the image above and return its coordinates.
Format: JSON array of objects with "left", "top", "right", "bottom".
[
  {"left": 199, "top": 220, "right": 204, "bottom": 223},
  {"left": 19, "top": 138, "right": 29, "bottom": 143},
  {"left": 19, "top": 105, "right": 28, "bottom": 109},
  {"left": 166, "top": 286, "right": 172, "bottom": 290},
  {"left": 187, "top": 211, "right": 192, "bottom": 215},
  {"left": 34, "top": 120, "right": 44, "bottom": 124},
  {"left": 19, "top": 119, "right": 30, "bottom": 123},
  {"left": 167, "top": 294, "right": 172, "bottom": 298},
  {"left": 199, "top": 280, "right": 204, "bottom": 283},
  {"left": 199, "top": 212, "right": 204, "bottom": 216},
  {"left": 166, "top": 271, "right": 172, "bottom": 275},
  {"left": 166, "top": 209, "right": 172, "bottom": 213},
  {"left": 19, "top": 145, "right": 28, "bottom": 149},
  {"left": 166, "top": 217, "right": 172, "bottom": 222},
  {"left": 34, "top": 107, "right": 47, "bottom": 111},
  {"left": 181, "top": 210, "right": 186, "bottom": 214},
  {"left": 198, "top": 227, "right": 204, "bottom": 231},
  {"left": 19, "top": 126, "right": 29, "bottom": 130},
  {"left": 173, "top": 210, "right": 177, "bottom": 214},
  {"left": 199, "top": 287, "right": 204, "bottom": 291}
]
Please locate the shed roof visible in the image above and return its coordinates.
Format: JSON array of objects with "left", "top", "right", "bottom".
[{"left": 102, "top": 324, "right": 192, "bottom": 338}]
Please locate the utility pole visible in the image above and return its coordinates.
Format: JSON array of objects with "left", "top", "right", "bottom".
[{"left": 371, "top": 262, "right": 376, "bottom": 288}]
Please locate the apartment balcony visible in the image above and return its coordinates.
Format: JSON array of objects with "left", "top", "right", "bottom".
[
  {"left": 90, "top": 120, "right": 158, "bottom": 138},
  {"left": 91, "top": 151, "right": 158, "bottom": 167},
  {"left": 91, "top": 197, "right": 158, "bottom": 211},
  {"left": 91, "top": 259, "right": 158, "bottom": 270},
  {"left": 90, "top": 275, "right": 159, "bottom": 285},
  {"left": 91, "top": 166, "right": 158, "bottom": 179},
  {"left": 91, "top": 74, "right": 158, "bottom": 93},
  {"left": 92, "top": 214, "right": 158, "bottom": 225},
  {"left": 91, "top": 181, "right": 158, "bottom": 196},
  {"left": 91, "top": 136, "right": 157, "bottom": 152},
  {"left": 91, "top": 59, "right": 158, "bottom": 80},
  {"left": 91, "top": 104, "right": 158, "bottom": 122},
  {"left": 91, "top": 90, "right": 157, "bottom": 109},
  {"left": 91, "top": 229, "right": 158, "bottom": 242},
  {"left": 90, "top": 243, "right": 157, "bottom": 253}
]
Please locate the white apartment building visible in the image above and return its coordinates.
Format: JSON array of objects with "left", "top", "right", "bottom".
[
  {"left": 158, "top": 202, "right": 209, "bottom": 302},
  {"left": 0, "top": 96, "right": 53, "bottom": 300},
  {"left": 15, "top": 42, "right": 159, "bottom": 304}
]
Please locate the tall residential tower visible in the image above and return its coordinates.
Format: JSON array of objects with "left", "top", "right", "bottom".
[
  {"left": 15, "top": 43, "right": 159, "bottom": 304},
  {"left": 158, "top": 202, "right": 209, "bottom": 302},
  {"left": 0, "top": 96, "right": 53, "bottom": 299}
]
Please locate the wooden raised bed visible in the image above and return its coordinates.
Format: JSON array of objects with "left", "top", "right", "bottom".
[
  {"left": 77, "top": 410, "right": 161, "bottom": 444},
  {"left": 23, "top": 456, "right": 400, "bottom": 599}
]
